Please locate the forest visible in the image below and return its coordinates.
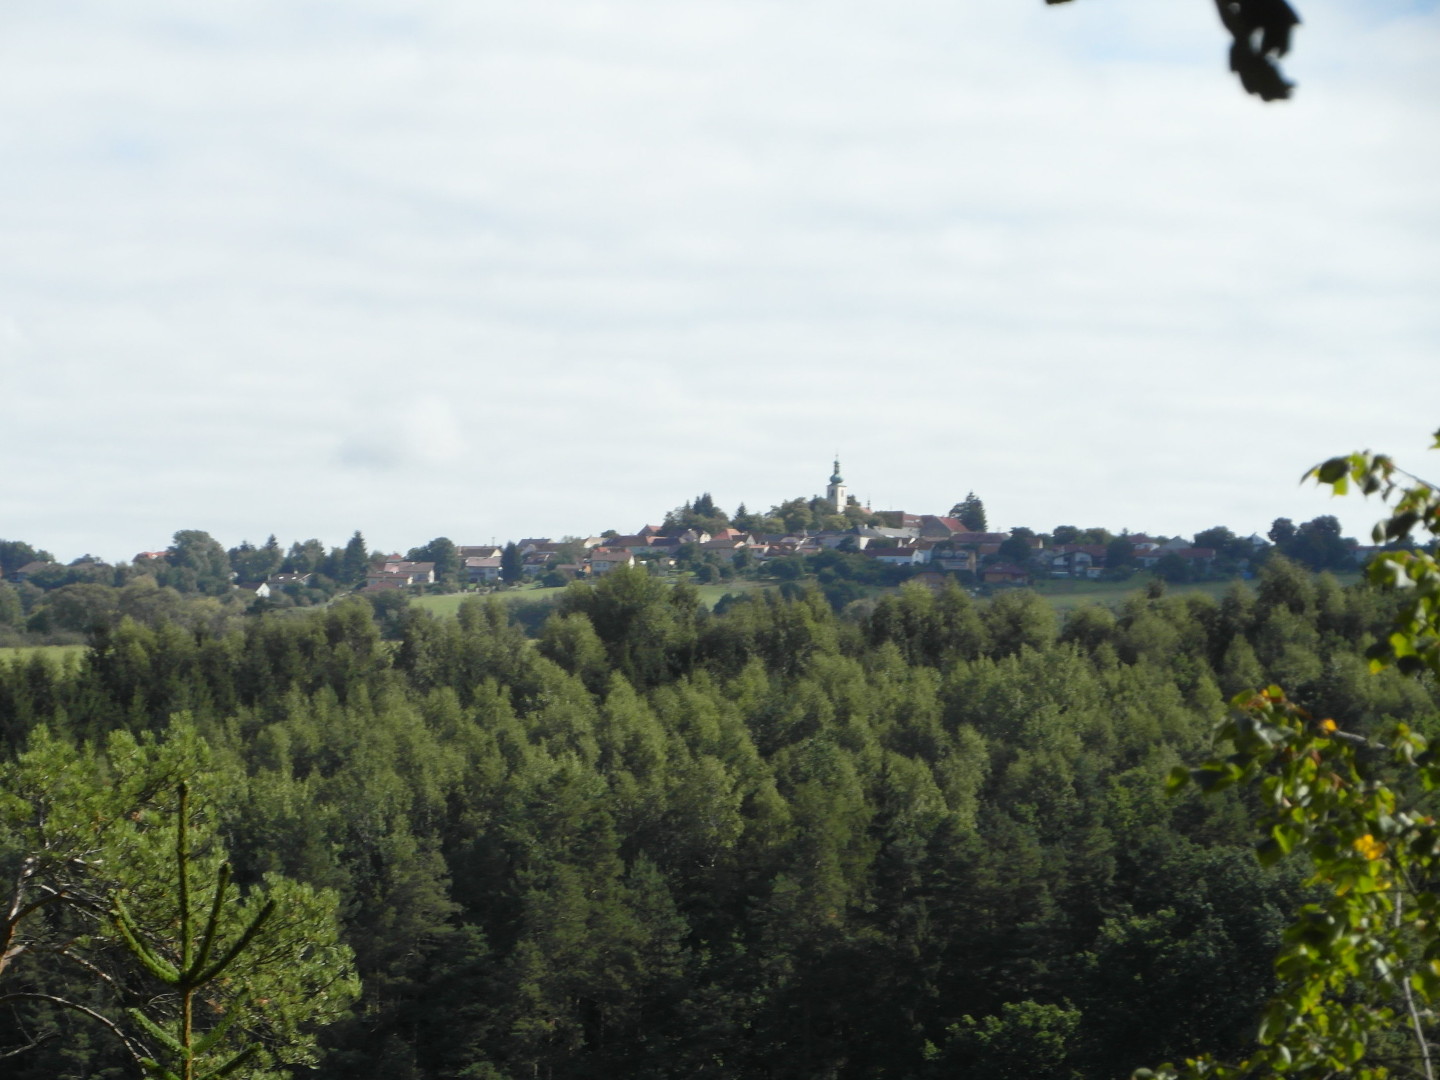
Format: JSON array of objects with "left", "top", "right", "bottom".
[{"left": 4, "top": 547, "right": 1437, "bottom": 1079}]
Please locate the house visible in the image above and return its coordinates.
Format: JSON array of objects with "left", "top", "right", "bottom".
[
  {"left": 1047, "top": 545, "right": 1108, "bottom": 579},
  {"left": 235, "top": 581, "right": 271, "bottom": 598},
  {"left": 930, "top": 545, "right": 977, "bottom": 573},
  {"left": 588, "top": 548, "right": 635, "bottom": 576},
  {"left": 858, "top": 525, "right": 918, "bottom": 543},
  {"left": 367, "top": 570, "right": 409, "bottom": 588},
  {"left": 697, "top": 538, "right": 749, "bottom": 563},
  {"left": 607, "top": 536, "right": 654, "bottom": 556},
  {"left": 1135, "top": 547, "right": 1216, "bottom": 572},
  {"left": 871, "top": 511, "right": 909, "bottom": 529},
  {"left": 8, "top": 561, "right": 54, "bottom": 584},
  {"left": 457, "top": 545, "right": 503, "bottom": 560},
  {"left": 266, "top": 573, "right": 314, "bottom": 590},
  {"left": 865, "top": 546, "right": 925, "bottom": 567},
  {"left": 368, "top": 559, "right": 437, "bottom": 589},
  {"left": 381, "top": 559, "right": 436, "bottom": 584},
  {"left": 918, "top": 516, "right": 968, "bottom": 540},
  {"left": 365, "top": 573, "right": 413, "bottom": 591},
  {"left": 464, "top": 556, "right": 503, "bottom": 584},
  {"left": 949, "top": 531, "right": 1013, "bottom": 549}
]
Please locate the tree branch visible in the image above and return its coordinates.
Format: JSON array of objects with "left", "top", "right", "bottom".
[
  {"left": 1396, "top": 890, "right": 1436, "bottom": 1080},
  {"left": 0, "top": 1030, "right": 59, "bottom": 1061},
  {"left": 0, "top": 991, "right": 148, "bottom": 1064}
]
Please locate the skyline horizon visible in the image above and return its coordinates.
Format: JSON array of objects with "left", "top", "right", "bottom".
[
  {"left": 4, "top": 2, "right": 1436, "bottom": 565},
  {"left": 13, "top": 452, "right": 1403, "bottom": 567}
]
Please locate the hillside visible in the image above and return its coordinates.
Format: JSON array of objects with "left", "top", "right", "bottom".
[{"left": 1, "top": 560, "right": 1430, "bottom": 1079}]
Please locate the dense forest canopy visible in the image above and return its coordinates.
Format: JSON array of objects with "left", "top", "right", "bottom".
[{"left": 3, "top": 550, "right": 1434, "bottom": 1078}]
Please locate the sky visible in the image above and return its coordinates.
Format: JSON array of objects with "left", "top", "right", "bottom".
[{"left": 2, "top": 0, "right": 1438, "bottom": 562}]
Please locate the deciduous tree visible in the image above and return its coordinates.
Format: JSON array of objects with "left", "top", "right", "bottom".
[
  {"left": 163, "top": 532, "right": 232, "bottom": 597},
  {"left": 1047, "top": 0, "right": 1302, "bottom": 101},
  {"left": 1148, "top": 428, "right": 1440, "bottom": 1080}
]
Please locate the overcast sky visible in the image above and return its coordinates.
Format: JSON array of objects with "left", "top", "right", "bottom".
[{"left": 3, "top": 0, "right": 1437, "bottom": 562}]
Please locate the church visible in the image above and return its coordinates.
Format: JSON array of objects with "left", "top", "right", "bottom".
[{"left": 826, "top": 458, "right": 847, "bottom": 513}]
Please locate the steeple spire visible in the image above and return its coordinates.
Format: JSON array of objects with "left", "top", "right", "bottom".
[{"left": 826, "top": 456, "right": 847, "bottom": 511}]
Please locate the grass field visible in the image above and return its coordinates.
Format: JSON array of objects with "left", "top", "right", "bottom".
[
  {"left": 411, "top": 579, "right": 779, "bottom": 618},
  {"left": 691, "top": 581, "right": 777, "bottom": 608},
  {"left": 1025, "top": 577, "right": 1245, "bottom": 615},
  {"left": 408, "top": 571, "right": 1362, "bottom": 622},
  {"left": 1025, "top": 570, "right": 1361, "bottom": 615},
  {"left": 0, "top": 644, "right": 88, "bottom": 667},
  {"left": 410, "top": 586, "right": 568, "bottom": 618}
]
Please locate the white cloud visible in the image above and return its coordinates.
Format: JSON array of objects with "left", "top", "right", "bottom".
[
  {"left": 0, "top": 0, "right": 1436, "bottom": 558},
  {"left": 338, "top": 396, "right": 470, "bottom": 471}
]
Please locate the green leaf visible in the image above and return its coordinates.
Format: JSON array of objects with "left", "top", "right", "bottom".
[{"left": 1257, "top": 836, "right": 1285, "bottom": 866}]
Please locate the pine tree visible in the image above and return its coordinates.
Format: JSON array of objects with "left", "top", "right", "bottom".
[
  {"left": 951, "top": 492, "right": 987, "bottom": 532},
  {"left": 340, "top": 532, "right": 370, "bottom": 587},
  {"left": 0, "top": 728, "right": 357, "bottom": 1076}
]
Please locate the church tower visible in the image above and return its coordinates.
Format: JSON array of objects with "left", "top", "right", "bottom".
[{"left": 826, "top": 457, "right": 847, "bottom": 513}]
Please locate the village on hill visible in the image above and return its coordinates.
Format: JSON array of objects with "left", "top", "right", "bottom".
[
  {"left": 1, "top": 460, "right": 1381, "bottom": 634},
  {"left": 366, "top": 522, "right": 1225, "bottom": 594},
  {"left": 349, "top": 459, "right": 1360, "bottom": 597}
]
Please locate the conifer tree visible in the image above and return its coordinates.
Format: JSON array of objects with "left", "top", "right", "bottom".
[
  {"left": 340, "top": 532, "right": 370, "bottom": 587},
  {"left": 0, "top": 725, "right": 358, "bottom": 1077},
  {"left": 950, "top": 492, "right": 987, "bottom": 532}
]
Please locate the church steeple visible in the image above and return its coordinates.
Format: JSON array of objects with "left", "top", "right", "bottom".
[{"left": 826, "top": 456, "right": 847, "bottom": 512}]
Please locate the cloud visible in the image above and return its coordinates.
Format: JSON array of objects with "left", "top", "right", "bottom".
[
  {"left": 338, "top": 396, "right": 469, "bottom": 471},
  {"left": 0, "top": 1, "right": 1436, "bottom": 558}
]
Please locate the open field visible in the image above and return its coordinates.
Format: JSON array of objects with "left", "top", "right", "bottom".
[
  {"left": 1026, "top": 570, "right": 1362, "bottom": 615},
  {"left": 690, "top": 580, "right": 777, "bottom": 608},
  {"left": 411, "top": 579, "right": 779, "bottom": 618},
  {"left": 0, "top": 644, "right": 88, "bottom": 667},
  {"left": 408, "top": 571, "right": 1364, "bottom": 622},
  {"left": 410, "top": 585, "right": 568, "bottom": 619},
  {"left": 1026, "top": 577, "right": 1246, "bottom": 615}
]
